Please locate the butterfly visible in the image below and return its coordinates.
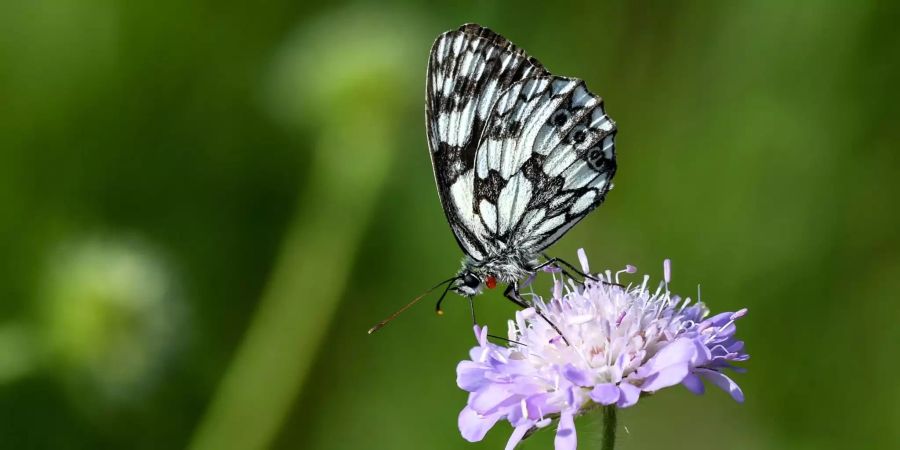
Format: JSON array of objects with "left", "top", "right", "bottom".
[{"left": 369, "top": 24, "right": 617, "bottom": 334}]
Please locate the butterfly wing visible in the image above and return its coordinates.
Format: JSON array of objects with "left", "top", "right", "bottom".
[
  {"left": 471, "top": 76, "right": 617, "bottom": 253},
  {"left": 426, "top": 24, "right": 548, "bottom": 261}
]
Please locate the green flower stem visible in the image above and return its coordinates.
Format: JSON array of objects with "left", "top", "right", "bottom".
[
  {"left": 602, "top": 405, "right": 617, "bottom": 450},
  {"left": 188, "top": 116, "right": 395, "bottom": 450},
  {"left": 188, "top": 11, "right": 419, "bottom": 450}
]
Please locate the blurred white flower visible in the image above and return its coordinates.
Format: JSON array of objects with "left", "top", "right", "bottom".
[{"left": 37, "top": 235, "right": 184, "bottom": 403}]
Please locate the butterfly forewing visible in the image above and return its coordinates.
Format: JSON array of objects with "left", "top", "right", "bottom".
[
  {"left": 426, "top": 24, "right": 617, "bottom": 263},
  {"left": 426, "top": 24, "right": 548, "bottom": 261}
]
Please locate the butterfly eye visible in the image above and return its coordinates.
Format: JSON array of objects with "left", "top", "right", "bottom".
[
  {"left": 485, "top": 275, "right": 497, "bottom": 289},
  {"left": 463, "top": 273, "right": 481, "bottom": 289}
]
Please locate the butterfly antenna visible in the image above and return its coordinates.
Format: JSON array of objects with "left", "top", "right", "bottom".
[
  {"left": 434, "top": 280, "right": 456, "bottom": 315},
  {"left": 367, "top": 276, "right": 458, "bottom": 334}
]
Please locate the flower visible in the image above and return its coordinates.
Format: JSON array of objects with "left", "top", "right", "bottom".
[{"left": 456, "top": 250, "right": 749, "bottom": 449}]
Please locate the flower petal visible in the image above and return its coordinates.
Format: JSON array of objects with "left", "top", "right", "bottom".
[
  {"left": 589, "top": 383, "right": 620, "bottom": 405},
  {"left": 689, "top": 338, "right": 712, "bottom": 366},
  {"left": 617, "top": 383, "right": 641, "bottom": 408},
  {"left": 555, "top": 411, "right": 577, "bottom": 450},
  {"left": 457, "top": 361, "right": 488, "bottom": 391},
  {"left": 646, "top": 338, "right": 696, "bottom": 371},
  {"left": 696, "top": 368, "right": 744, "bottom": 402},
  {"left": 726, "top": 340, "right": 745, "bottom": 354},
  {"left": 703, "top": 311, "right": 733, "bottom": 328},
  {"left": 577, "top": 248, "right": 590, "bottom": 273},
  {"left": 565, "top": 386, "right": 576, "bottom": 408},
  {"left": 553, "top": 279, "right": 563, "bottom": 298},
  {"left": 470, "top": 383, "right": 514, "bottom": 413},
  {"left": 475, "top": 325, "right": 489, "bottom": 346},
  {"left": 505, "top": 424, "right": 531, "bottom": 450},
  {"left": 681, "top": 372, "right": 705, "bottom": 395},
  {"left": 637, "top": 338, "right": 695, "bottom": 392},
  {"left": 505, "top": 379, "right": 544, "bottom": 397},
  {"left": 641, "top": 362, "right": 689, "bottom": 392},
  {"left": 562, "top": 364, "right": 593, "bottom": 387},
  {"left": 524, "top": 394, "right": 551, "bottom": 420},
  {"left": 458, "top": 406, "right": 501, "bottom": 442}
]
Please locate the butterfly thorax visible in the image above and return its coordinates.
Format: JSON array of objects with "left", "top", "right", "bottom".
[{"left": 453, "top": 249, "right": 537, "bottom": 296}]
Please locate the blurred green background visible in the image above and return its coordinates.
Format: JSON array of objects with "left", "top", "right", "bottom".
[{"left": 1, "top": 1, "right": 898, "bottom": 449}]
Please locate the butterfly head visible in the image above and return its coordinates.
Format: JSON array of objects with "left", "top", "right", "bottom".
[{"left": 452, "top": 270, "right": 498, "bottom": 297}]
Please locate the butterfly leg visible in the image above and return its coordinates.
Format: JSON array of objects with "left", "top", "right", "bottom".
[
  {"left": 503, "top": 284, "right": 570, "bottom": 346},
  {"left": 539, "top": 254, "right": 624, "bottom": 288},
  {"left": 536, "top": 255, "right": 597, "bottom": 282},
  {"left": 532, "top": 257, "right": 590, "bottom": 288},
  {"left": 468, "top": 295, "right": 523, "bottom": 345}
]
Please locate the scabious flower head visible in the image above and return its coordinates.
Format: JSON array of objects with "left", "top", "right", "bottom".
[{"left": 456, "top": 250, "right": 749, "bottom": 450}]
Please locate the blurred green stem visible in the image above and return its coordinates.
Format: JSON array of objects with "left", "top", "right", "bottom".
[
  {"left": 602, "top": 405, "right": 616, "bottom": 450},
  {"left": 188, "top": 111, "right": 395, "bottom": 450}
]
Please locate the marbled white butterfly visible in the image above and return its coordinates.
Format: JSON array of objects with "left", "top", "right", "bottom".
[{"left": 370, "top": 24, "right": 617, "bottom": 334}]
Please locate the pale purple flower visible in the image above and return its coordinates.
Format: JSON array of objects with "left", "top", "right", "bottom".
[{"left": 456, "top": 250, "right": 748, "bottom": 449}]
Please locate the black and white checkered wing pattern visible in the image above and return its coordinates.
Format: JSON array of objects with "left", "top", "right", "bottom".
[
  {"left": 472, "top": 76, "right": 617, "bottom": 252},
  {"left": 426, "top": 24, "right": 548, "bottom": 261}
]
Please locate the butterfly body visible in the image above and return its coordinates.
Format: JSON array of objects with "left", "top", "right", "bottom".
[{"left": 427, "top": 24, "right": 618, "bottom": 301}]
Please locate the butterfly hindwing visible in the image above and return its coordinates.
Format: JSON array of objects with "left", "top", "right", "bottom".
[
  {"left": 426, "top": 24, "right": 548, "bottom": 261},
  {"left": 472, "top": 76, "right": 617, "bottom": 252}
]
